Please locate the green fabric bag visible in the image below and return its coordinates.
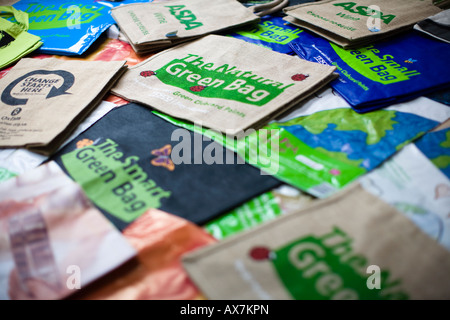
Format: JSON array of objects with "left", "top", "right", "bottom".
[{"left": 0, "top": 6, "right": 42, "bottom": 70}]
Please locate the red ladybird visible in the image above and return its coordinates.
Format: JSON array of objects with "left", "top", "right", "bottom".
[
  {"left": 190, "top": 85, "right": 207, "bottom": 92},
  {"left": 249, "top": 246, "right": 273, "bottom": 261},
  {"left": 291, "top": 73, "right": 309, "bottom": 81},
  {"left": 140, "top": 70, "right": 156, "bottom": 78}
]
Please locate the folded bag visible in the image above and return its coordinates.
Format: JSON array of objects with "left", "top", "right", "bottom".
[
  {"left": 0, "top": 6, "right": 42, "bottom": 70},
  {"left": 0, "top": 57, "right": 127, "bottom": 155},
  {"left": 111, "top": 0, "right": 262, "bottom": 53},
  {"left": 50, "top": 102, "right": 281, "bottom": 231},
  {"left": 111, "top": 34, "right": 337, "bottom": 136},
  {"left": 414, "top": 9, "right": 450, "bottom": 44},
  {"left": 0, "top": 161, "right": 136, "bottom": 300},
  {"left": 289, "top": 30, "right": 450, "bottom": 112},
  {"left": 11, "top": 0, "right": 116, "bottom": 56},
  {"left": 283, "top": 0, "right": 442, "bottom": 48},
  {"left": 182, "top": 182, "right": 450, "bottom": 300}
]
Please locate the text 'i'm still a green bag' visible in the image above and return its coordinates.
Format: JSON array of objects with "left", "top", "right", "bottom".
[{"left": 0, "top": 6, "right": 42, "bottom": 70}]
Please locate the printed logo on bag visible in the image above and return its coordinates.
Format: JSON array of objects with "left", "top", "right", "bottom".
[
  {"left": 0, "top": 31, "right": 15, "bottom": 49},
  {"left": 9, "top": 2, "right": 107, "bottom": 30},
  {"left": 249, "top": 226, "right": 409, "bottom": 300},
  {"left": 1, "top": 70, "right": 75, "bottom": 106},
  {"left": 330, "top": 44, "right": 421, "bottom": 84},
  {"left": 60, "top": 138, "right": 173, "bottom": 223},
  {"left": 235, "top": 20, "right": 303, "bottom": 45},
  {"left": 151, "top": 144, "right": 175, "bottom": 171},
  {"left": 141, "top": 53, "right": 298, "bottom": 106},
  {"left": 165, "top": 5, "right": 204, "bottom": 31},
  {"left": 333, "top": 2, "right": 396, "bottom": 25}
]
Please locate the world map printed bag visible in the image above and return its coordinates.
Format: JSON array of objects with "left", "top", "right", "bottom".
[
  {"left": 415, "top": 126, "right": 450, "bottom": 179},
  {"left": 155, "top": 88, "right": 450, "bottom": 198},
  {"left": 111, "top": 34, "right": 337, "bottom": 136},
  {"left": 0, "top": 57, "right": 127, "bottom": 155},
  {"left": 283, "top": 0, "right": 442, "bottom": 48},
  {"left": 11, "top": 0, "right": 116, "bottom": 56},
  {"left": 289, "top": 29, "right": 450, "bottom": 112},
  {"left": 50, "top": 102, "right": 281, "bottom": 231},
  {"left": 110, "top": 0, "right": 261, "bottom": 53},
  {"left": 0, "top": 6, "right": 42, "bottom": 70},
  {"left": 182, "top": 182, "right": 450, "bottom": 300}
]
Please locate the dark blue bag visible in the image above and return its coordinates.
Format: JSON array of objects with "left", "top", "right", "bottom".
[{"left": 289, "top": 29, "right": 450, "bottom": 113}]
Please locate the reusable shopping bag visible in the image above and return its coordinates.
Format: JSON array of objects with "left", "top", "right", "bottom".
[
  {"left": 111, "top": 0, "right": 261, "bottom": 53},
  {"left": 283, "top": 0, "right": 442, "bottom": 48},
  {"left": 111, "top": 34, "right": 337, "bottom": 136},
  {"left": 0, "top": 6, "right": 42, "bottom": 69},
  {"left": 12, "top": 0, "right": 115, "bottom": 55},
  {"left": 182, "top": 182, "right": 450, "bottom": 300},
  {"left": 50, "top": 102, "right": 281, "bottom": 231},
  {"left": 289, "top": 29, "right": 450, "bottom": 112},
  {"left": 414, "top": 9, "right": 450, "bottom": 43},
  {"left": 0, "top": 57, "right": 127, "bottom": 155}
]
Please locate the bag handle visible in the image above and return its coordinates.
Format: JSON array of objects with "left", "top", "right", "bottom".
[
  {"left": 0, "top": 6, "right": 30, "bottom": 39},
  {"left": 244, "top": 0, "right": 290, "bottom": 17}
]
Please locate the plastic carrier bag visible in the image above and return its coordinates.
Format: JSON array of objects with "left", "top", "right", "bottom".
[{"left": 11, "top": 0, "right": 116, "bottom": 56}]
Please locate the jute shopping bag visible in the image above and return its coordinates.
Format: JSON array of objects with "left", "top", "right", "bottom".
[
  {"left": 111, "top": 0, "right": 261, "bottom": 53},
  {"left": 182, "top": 182, "right": 450, "bottom": 300},
  {"left": 0, "top": 57, "right": 127, "bottom": 155},
  {"left": 283, "top": 0, "right": 442, "bottom": 48},
  {"left": 111, "top": 34, "right": 337, "bottom": 136}
]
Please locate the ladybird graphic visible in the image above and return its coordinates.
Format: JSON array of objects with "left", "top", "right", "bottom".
[
  {"left": 249, "top": 246, "right": 275, "bottom": 261},
  {"left": 76, "top": 139, "right": 94, "bottom": 149},
  {"left": 291, "top": 74, "right": 309, "bottom": 81},
  {"left": 189, "top": 85, "right": 207, "bottom": 92},
  {"left": 140, "top": 70, "right": 156, "bottom": 77}
]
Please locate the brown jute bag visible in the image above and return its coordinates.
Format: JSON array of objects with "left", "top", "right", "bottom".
[
  {"left": 111, "top": 0, "right": 261, "bottom": 53},
  {"left": 111, "top": 34, "right": 337, "bottom": 136},
  {"left": 0, "top": 58, "right": 127, "bottom": 155},
  {"left": 182, "top": 182, "right": 450, "bottom": 300},
  {"left": 283, "top": 0, "right": 442, "bottom": 48}
]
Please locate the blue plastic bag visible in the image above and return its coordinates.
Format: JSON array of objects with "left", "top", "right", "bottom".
[
  {"left": 289, "top": 29, "right": 450, "bottom": 113},
  {"left": 11, "top": 0, "right": 115, "bottom": 56}
]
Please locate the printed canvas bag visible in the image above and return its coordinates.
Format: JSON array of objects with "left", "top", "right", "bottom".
[
  {"left": 0, "top": 57, "right": 127, "bottom": 155},
  {"left": 111, "top": 0, "right": 261, "bottom": 53},
  {"left": 182, "top": 182, "right": 450, "bottom": 300},
  {"left": 111, "top": 34, "right": 337, "bottom": 136},
  {"left": 283, "top": 0, "right": 442, "bottom": 48}
]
